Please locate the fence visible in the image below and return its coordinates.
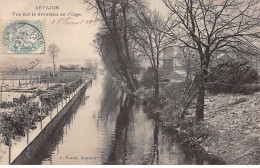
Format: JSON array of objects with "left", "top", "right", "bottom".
[{"left": 1, "top": 80, "right": 92, "bottom": 165}]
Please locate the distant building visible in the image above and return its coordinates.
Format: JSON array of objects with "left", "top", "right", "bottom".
[
  {"left": 161, "top": 48, "right": 174, "bottom": 79},
  {"left": 59, "top": 65, "right": 89, "bottom": 82},
  {"left": 60, "top": 65, "right": 81, "bottom": 71},
  {"left": 159, "top": 48, "right": 186, "bottom": 81}
]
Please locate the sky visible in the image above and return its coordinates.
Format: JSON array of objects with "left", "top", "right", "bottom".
[{"left": 0, "top": 0, "right": 167, "bottom": 69}]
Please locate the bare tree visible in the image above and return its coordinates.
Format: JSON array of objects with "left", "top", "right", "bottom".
[
  {"left": 133, "top": 8, "right": 175, "bottom": 97},
  {"left": 163, "top": 0, "right": 260, "bottom": 120},
  {"left": 178, "top": 48, "right": 200, "bottom": 83},
  {"left": 48, "top": 44, "right": 60, "bottom": 72}
]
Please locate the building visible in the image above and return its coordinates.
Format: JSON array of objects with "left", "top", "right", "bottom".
[
  {"left": 59, "top": 65, "right": 89, "bottom": 82},
  {"left": 159, "top": 48, "right": 186, "bottom": 81}
]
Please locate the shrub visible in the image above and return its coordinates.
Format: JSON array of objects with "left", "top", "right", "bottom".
[
  {"left": 40, "top": 78, "right": 83, "bottom": 111},
  {"left": 13, "top": 94, "right": 31, "bottom": 106},
  {"left": 207, "top": 61, "right": 259, "bottom": 94},
  {"left": 163, "top": 82, "right": 186, "bottom": 101},
  {"left": 0, "top": 101, "right": 40, "bottom": 145},
  {"left": 160, "top": 103, "right": 183, "bottom": 128},
  {"left": 0, "top": 101, "right": 14, "bottom": 108},
  {"left": 0, "top": 94, "right": 34, "bottom": 109},
  {"left": 34, "top": 88, "right": 45, "bottom": 96},
  {"left": 234, "top": 82, "right": 260, "bottom": 95}
]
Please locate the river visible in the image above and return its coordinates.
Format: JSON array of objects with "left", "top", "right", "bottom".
[{"left": 26, "top": 73, "right": 213, "bottom": 165}]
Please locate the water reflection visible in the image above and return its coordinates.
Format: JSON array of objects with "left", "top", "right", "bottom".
[
  {"left": 26, "top": 74, "right": 215, "bottom": 165},
  {"left": 106, "top": 94, "right": 136, "bottom": 164},
  {"left": 151, "top": 124, "right": 159, "bottom": 165}
]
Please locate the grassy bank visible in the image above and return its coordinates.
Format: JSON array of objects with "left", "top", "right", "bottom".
[{"left": 134, "top": 81, "right": 260, "bottom": 164}]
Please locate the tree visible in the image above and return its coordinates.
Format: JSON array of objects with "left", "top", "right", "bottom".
[
  {"left": 85, "top": 0, "right": 142, "bottom": 92},
  {"left": 133, "top": 8, "right": 175, "bottom": 97},
  {"left": 163, "top": 0, "right": 260, "bottom": 120},
  {"left": 95, "top": 31, "right": 126, "bottom": 82},
  {"left": 48, "top": 44, "right": 60, "bottom": 72}
]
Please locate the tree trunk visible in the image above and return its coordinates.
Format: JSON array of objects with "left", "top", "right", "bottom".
[
  {"left": 195, "top": 77, "right": 205, "bottom": 120},
  {"left": 52, "top": 53, "right": 55, "bottom": 71},
  {"left": 195, "top": 55, "right": 210, "bottom": 121},
  {"left": 154, "top": 70, "right": 159, "bottom": 98},
  {"left": 124, "top": 65, "right": 137, "bottom": 92},
  {"left": 112, "top": 32, "right": 136, "bottom": 92}
]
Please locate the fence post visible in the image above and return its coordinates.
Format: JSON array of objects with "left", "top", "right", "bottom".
[
  {"left": 2, "top": 71, "right": 4, "bottom": 84},
  {"left": 8, "top": 133, "right": 11, "bottom": 164},
  {"left": 12, "top": 72, "right": 14, "bottom": 87},
  {"left": 27, "top": 119, "right": 30, "bottom": 144},
  {"left": 26, "top": 75, "right": 28, "bottom": 87},
  {"left": 0, "top": 85, "right": 2, "bottom": 103},
  {"left": 47, "top": 78, "right": 49, "bottom": 89},
  {"left": 57, "top": 103, "right": 58, "bottom": 114},
  {"left": 27, "top": 131, "right": 29, "bottom": 144},
  {"left": 40, "top": 107, "right": 43, "bottom": 130}
]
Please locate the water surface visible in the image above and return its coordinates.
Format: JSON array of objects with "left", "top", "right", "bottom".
[{"left": 28, "top": 74, "right": 211, "bottom": 165}]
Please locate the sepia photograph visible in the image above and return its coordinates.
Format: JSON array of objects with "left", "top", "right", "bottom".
[{"left": 0, "top": 0, "right": 260, "bottom": 165}]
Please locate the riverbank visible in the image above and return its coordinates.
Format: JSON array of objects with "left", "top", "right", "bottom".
[
  {"left": 135, "top": 84, "right": 260, "bottom": 164},
  {"left": 198, "top": 91, "right": 260, "bottom": 164}
]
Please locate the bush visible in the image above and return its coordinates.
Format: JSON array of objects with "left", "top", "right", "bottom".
[
  {"left": 234, "top": 82, "right": 260, "bottom": 95},
  {"left": 163, "top": 82, "right": 186, "bottom": 101},
  {"left": 0, "top": 94, "right": 34, "bottom": 109},
  {"left": 34, "top": 88, "right": 45, "bottom": 96},
  {"left": 40, "top": 78, "right": 83, "bottom": 111},
  {"left": 13, "top": 94, "right": 31, "bottom": 106},
  {"left": 207, "top": 61, "right": 259, "bottom": 94},
  {"left": 159, "top": 102, "right": 184, "bottom": 128},
  {"left": 0, "top": 101, "right": 14, "bottom": 108},
  {"left": 0, "top": 101, "right": 40, "bottom": 145}
]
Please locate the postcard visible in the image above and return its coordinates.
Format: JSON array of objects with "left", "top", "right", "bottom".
[{"left": 0, "top": 0, "right": 260, "bottom": 165}]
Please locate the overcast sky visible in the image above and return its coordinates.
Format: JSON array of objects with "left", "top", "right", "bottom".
[{"left": 0, "top": 0, "right": 167, "bottom": 69}]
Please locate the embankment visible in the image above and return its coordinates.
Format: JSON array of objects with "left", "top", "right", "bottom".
[
  {"left": 11, "top": 83, "right": 87, "bottom": 165},
  {"left": 137, "top": 87, "right": 260, "bottom": 164}
]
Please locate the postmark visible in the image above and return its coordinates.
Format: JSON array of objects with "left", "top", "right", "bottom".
[{"left": 1, "top": 20, "right": 45, "bottom": 54}]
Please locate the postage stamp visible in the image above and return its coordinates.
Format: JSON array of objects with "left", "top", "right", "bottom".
[{"left": 1, "top": 20, "right": 45, "bottom": 54}]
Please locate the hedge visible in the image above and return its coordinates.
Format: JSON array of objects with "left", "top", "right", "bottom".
[{"left": 207, "top": 61, "right": 259, "bottom": 94}]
